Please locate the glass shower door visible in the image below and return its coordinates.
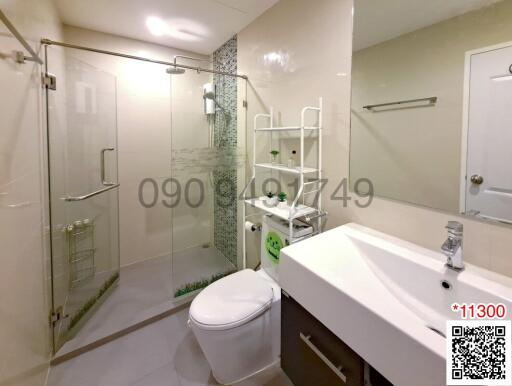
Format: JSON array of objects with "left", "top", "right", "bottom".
[
  {"left": 170, "top": 70, "right": 246, "bottom": 298},
  {"left": 46, "top": 46, "right": 120, "bottom": 352}
]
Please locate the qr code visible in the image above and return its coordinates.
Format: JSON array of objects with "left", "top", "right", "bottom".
[{"left": 447, "top": 320, "right": 512, "bottom": 385}]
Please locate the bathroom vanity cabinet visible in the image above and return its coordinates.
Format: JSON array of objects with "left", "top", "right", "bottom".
[{"left": 281, "top": 292, "right": 393, "bottom": 386}]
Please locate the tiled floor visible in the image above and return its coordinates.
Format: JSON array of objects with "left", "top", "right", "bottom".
[
  {"left": 47, "top": 307, "right": 293, "bottom": 386},
  {"left": 57, "top": 247, "right": 235, "bottom": 358}
]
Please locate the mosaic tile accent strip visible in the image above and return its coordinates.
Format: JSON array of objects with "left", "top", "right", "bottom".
[
  {"left": 213, "top": 35, "right": 238, "bottom": 266},
  {"left": 171, "top": 147, "right": 245, "bottom": 176}
]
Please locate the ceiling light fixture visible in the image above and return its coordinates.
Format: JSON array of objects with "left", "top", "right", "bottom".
[
  {"left": 146, "top": 16, "right": 169, "bottom": 37},
  {"left": 146, "top": 16, "right": 208, "bottom": 41},
  {"left": 263, "top": 51, "right": 290, "bottom": 68}
]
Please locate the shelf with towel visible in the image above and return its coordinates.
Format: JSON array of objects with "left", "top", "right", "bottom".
[
  {"left": 244, "top": 198, "right": 317, "bottom": 221},
  {"left": 241, "top": 98, "right": 325, "bottom": 269}
]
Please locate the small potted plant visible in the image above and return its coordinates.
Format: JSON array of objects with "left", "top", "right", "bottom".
[
  {"left": 270, "top": 149, "right": 280, "bottom": 164},
  {"left": 277, "top": 191, "right": 288, "bottom": 209},
  {"left": 265, "top": 191, "right": 278, "bottom": 206}
]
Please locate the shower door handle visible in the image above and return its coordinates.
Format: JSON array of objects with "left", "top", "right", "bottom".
[{"left": 101, "top": 147, "right": 115, "bottom": 186}]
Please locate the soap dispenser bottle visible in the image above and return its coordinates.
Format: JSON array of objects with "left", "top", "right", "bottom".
[{"left": 287, "top": 150, "right": 297, "bottom": 168}]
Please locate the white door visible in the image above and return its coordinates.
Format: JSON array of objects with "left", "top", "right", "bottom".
[{"left": 466, "top": 45, "right": 512, "bottom": 223}]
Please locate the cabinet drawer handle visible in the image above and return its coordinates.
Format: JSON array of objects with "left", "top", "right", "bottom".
[{"left": 300, "top": 332, "right": 347, "bottom": 383}]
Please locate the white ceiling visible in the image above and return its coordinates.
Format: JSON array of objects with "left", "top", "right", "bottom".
[
  {"left": 54, "top": 0, "right": 279, "bottom": 54},
  {"left": 354, "top": 0, "right": 503, "bottom": 51}
]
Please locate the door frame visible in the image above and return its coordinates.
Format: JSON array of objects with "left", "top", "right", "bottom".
[{"left": 459, "top": 40, "right": 512, "bottom": 215}]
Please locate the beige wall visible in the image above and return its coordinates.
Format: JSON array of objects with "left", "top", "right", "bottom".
[
  {"left": 351, "top": 0, "right": 512, "bottom": 212},
  {"left": 238, "top": 0, "right": 353, "bottom": 267},
  {"left": 0, "top": 1, "right": 62, "bottom": 385},
  {"left": 63, "top": 26, "right": 211, "bottom": 267},
  {"left": 239, "top": 0, "right": 512, "bottom": 276}
]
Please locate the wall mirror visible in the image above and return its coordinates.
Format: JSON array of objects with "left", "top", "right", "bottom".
[{"left": 350, "top": 0, "right": 512, "bottom": 224}]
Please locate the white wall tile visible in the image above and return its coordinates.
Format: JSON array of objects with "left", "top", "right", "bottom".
[{"left": 0, "top": 1, "right": 63, "bottom": 385}]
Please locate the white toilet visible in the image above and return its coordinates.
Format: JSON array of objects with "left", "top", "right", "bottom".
[{"left": 188, "top": 215, "right": 292, "bottom": 385}]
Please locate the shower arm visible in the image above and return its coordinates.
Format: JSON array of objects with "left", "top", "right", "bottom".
[
  {"left": 171, "top": 55, "right": 226, "bottom": 71},
  {"left": 172, "top": 55, "right": 212, "bottom": 68}
]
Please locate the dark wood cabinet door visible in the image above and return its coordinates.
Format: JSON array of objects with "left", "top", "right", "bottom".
[{"left": 281, "top": 292, "right": 365, "bottom": 386}]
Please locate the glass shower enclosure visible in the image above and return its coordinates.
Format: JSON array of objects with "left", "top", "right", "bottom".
[
  {"left": 44, "top": 40, "right": 247, "bottom": 354},
  {"left": 170, "top": 70, "right": 246, "bottom": 298},
  {"left": 45, "top": 46, "right": 120, "bottom": 352}
]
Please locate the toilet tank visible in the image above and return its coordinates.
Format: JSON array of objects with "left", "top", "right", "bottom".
[{"left": 261, "top": 215, "right": 312, "bottom": 282}]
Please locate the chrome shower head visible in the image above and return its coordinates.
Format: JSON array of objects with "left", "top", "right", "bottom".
[{"left": 166, "top": 66, "right": 186, "bottom": 75}]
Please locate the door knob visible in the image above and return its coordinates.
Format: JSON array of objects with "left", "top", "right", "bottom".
[{"left": 470, "top": 175, "right": 484, "bottom": 185}]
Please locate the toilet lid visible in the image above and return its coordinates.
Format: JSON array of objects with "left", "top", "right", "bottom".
[{"left": 189, "top": 269, "right": 274, "bottom": 330}]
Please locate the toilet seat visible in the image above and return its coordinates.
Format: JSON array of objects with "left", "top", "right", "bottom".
[{"left": 189, "top": 269, "right": 274, "bottom": 331}]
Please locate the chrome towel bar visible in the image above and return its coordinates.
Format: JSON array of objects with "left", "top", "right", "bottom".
[
  {"left": 63, "top": 184, "right": 120, "bottom": 202},
  {"left": 363, "top": 96, "right": 437, "bottom": 110}
]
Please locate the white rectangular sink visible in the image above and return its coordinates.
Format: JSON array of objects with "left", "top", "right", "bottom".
[{"left": 279, "top": 223, "right": 512, "bottom": 386}]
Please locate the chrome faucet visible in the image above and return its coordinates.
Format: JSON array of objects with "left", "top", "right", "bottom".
[{"left": 441, "top": 221, "right": 464, "bottom": 271}]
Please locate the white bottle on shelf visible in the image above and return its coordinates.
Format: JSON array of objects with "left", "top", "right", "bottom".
[{"left": 287, "top": 150, "right": 297, "bottom": 168}]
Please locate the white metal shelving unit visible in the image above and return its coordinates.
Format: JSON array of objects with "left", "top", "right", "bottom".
[{"left": 241, "top": 97, "right": 325, "bottom": 268}]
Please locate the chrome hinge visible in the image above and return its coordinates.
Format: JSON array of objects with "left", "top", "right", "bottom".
[
  {"left": 14, "top": 51, "right": 26, "bottom": 64},
  {"left": 50, "top": 306, "right": 68, "bottom": 325},
  {"left": 243, "top": 100, "right": 248, "bottom": 108},
  {"left": 42, "top": 73, "right": 57, "bottom": 90}
]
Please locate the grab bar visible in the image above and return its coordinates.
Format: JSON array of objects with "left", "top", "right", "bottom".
[
  {"left": 363, "top": 96, "right": 437, "bottom": 110},
  {"left": 63, "top": 183, "right": 119, "bottom": 202},
  {"left": 0, "top": 10, "right": 43, "bottom": 64}
]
